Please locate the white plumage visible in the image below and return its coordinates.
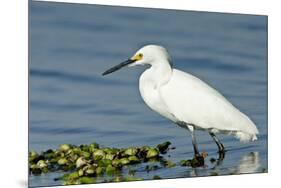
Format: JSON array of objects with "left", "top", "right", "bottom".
[{"left": 103, "top": 44, "right": 259, "bottom": 156}]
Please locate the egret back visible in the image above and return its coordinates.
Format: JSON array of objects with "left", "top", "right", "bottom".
[{"left": 160, "top": 69, "right": 259, "bottom": 142}]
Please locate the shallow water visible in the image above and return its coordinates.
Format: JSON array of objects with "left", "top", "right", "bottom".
[{"left": 29, "top": 1, "right": 268, "bottom": 187}]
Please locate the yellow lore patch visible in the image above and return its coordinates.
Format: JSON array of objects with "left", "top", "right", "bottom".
[{"left": 132, "top": 53, "right": 143, "bottom": 61}]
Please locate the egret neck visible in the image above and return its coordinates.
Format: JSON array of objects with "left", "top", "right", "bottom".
[
  {"left": 145, "top": 58, "right": 173, "bottom": 88},
  {"left": 139, "top": 58, "right": 176, "bottom": 122}
]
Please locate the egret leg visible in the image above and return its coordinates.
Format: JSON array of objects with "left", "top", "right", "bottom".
[
  {"left": 187, "top": 125, "right": 200, "bottom": 156},
  {"left": 209, "top": 132, "right": 225, "bottom": 154}
]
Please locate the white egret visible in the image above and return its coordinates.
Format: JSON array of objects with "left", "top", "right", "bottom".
[{"left": 102, "top": 45, "right": 259, "bottom": 159}]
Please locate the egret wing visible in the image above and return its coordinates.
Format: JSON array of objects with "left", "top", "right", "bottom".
[{"left": 160, "top": 69, "right": 258, "bottom": 137}]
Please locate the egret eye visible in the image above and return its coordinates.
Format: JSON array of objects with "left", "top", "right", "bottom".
[{"left": 139, "top": 53, "right": 143, "bottom": 58}]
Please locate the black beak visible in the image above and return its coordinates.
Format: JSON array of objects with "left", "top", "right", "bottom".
[{"left": 102, "top": 59, "right": 136, "bottom": 76}]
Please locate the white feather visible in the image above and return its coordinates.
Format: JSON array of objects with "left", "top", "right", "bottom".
[{"left": 137, "top": 45, "right": 258, "bottom": 142}]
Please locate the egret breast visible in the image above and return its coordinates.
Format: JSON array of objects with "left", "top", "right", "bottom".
[{"left": 139, "top": 70, "right": 177, "bottom": 122}]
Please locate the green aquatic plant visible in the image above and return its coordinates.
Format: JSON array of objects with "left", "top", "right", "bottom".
[
  {"left": 153, "top": 175, "right": 162, "bottom": 179},
  {"left": 157, "top": 141, "right": 171, "bottom": 154},
  {"left": 29, "top": 141, "right": 207, "bottom": 185},
  {"left": 59, "top": 144, "right": 71, "bottom": 152},
  {"left": 146, "top": 148, "right": 159, "bottom": 159},
  {"left": 124, "top": 147, "right": 138, "bottom": 156}
]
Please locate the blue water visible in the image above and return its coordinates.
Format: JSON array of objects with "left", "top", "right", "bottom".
[{"left": 29, "top": 1, "right": 267, "bottom": 187}]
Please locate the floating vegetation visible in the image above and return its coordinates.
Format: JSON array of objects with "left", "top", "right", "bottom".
[
  {"left": 179, "top": 152, "right": 207, "bottom": 168},
  {"left": 30, "top": 141, "right": 266, "bottom": 185},
  {"left": 29, "top": 141, "right": 182, "bottom": 185},
  {"left": 209, "top": 172, "right": 219, "bottom": 176},
  {"left": 29, "top": 141, "right": 213, "bottom": 185},
  {"left": 153, "top": 175, "right": 162, "bottom": 179},
  {"left": 156, "top": 141, "right": 171, "bottom": 154}
]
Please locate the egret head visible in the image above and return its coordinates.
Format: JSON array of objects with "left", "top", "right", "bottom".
[{"left": 102, "top": 45, "right": 172, "bottom": 76}]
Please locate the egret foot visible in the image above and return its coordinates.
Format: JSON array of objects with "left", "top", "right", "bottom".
[
  {"left": 180, "top": 152, "right": 207, "bottom": 167},
  {"left": 190, "top": 152, "right": 208, "bottom": 167},
  {"left": 209, "top": 132, "right": 226, "bottom": 159},
  {"left": 190, "top": 154, "right": 205, "bottom": 167},
  {"left": 211, "top": 150, "right": 226, "bottom": 168}
]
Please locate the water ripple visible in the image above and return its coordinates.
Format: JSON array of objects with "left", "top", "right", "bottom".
[
  {"left": 86, "top": 108, "right": 136, "bottom": 116},
  {"left": 46, "top": 19, "right": 121, "bottom": 33},
  {"left": 30, "top": 68, "right": 129, "bottom": 86},
  {"left": 30, "top": 100, "right": 96, "bottom": 112},
  {"left": 177, "top": 57, "right": 253, "bottom": 72},
  {"left": 30, "top": 126, "right": 95, "bottom": 135},
  {"left": 51, "top": 47, "right": 125, "bottom": 59}
]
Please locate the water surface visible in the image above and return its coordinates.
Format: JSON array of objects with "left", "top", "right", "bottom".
[{"left": 29, "top": 1, "right": 267, "bottom": 187}]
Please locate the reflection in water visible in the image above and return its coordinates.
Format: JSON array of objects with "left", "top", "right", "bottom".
[
  {"left": 188, "top": 152, "right": 260, "bottom": 177},
  {"left": 236, "top": 152, "right": 260, "bottom": 174}
]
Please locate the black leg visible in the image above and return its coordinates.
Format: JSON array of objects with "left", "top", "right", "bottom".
[
  {"left": 187, "top": 125, "right": 206, "bottom": 167},
  {"left": 192, "top": 132, "right": 200, "bottom": 156},
  {"left": 209, "top": 132, "right": 225, "bottom": 154},
  {"left": 209, "top": 132, "right": 225, "bottom": 166},
  {"left": 187, "top": 125, "right": 200, "bottom": 156}
]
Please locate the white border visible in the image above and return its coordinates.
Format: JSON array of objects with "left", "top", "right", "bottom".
[
  {"left": 34, "top": 0, "right": 269, "bottom": 15},
  {"left": 1, "top": 0, "right": 280, "bottom": 188}
]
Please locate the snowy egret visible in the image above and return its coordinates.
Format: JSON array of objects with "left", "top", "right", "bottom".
[{"left": 102, "top": 45, "right": 259, "bottom": 158}]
